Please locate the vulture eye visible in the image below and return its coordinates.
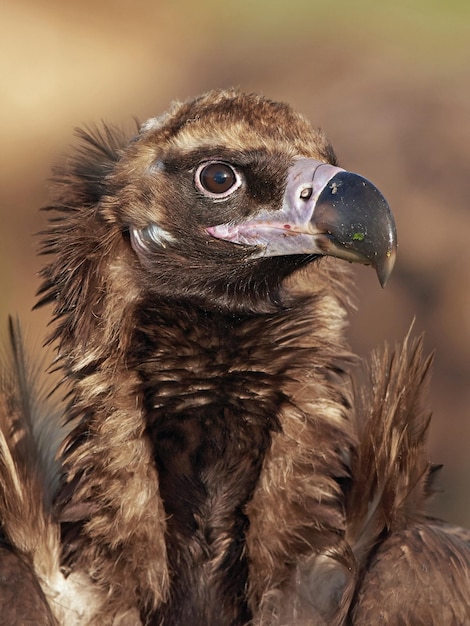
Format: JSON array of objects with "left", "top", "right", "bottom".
[{"left": 196, "top": 162, "right": 241, "bottom": 198}]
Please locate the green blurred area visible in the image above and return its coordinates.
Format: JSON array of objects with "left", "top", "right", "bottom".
[
  {"left": 179, "top": 0, "right": 470, "bottom": 52},
  {"left": 1, "top": 0, "right": 470, "bottom": 525}
]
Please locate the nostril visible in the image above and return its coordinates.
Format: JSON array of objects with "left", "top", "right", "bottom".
[{"left": 299, "top": 187, "right": 312, "bottom": 200}]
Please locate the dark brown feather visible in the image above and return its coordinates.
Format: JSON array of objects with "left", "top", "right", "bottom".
[
  {"left": 350, "top": 522, "right": 470, "bottom": 624},
  {"left": 0, "top": 542, "right": 57, "bottom": 625},
  {"left": 0, "top": 90, "right": 468, "bottom": 625}
]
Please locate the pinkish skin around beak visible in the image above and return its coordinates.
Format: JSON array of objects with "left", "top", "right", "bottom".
[{"left": 207, "top": 158, "right": 397, "bottom": 287}]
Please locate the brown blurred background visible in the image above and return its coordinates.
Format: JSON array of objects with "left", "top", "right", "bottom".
[{"left": 1, "top": 0, "right": 469, "bottom": 525}]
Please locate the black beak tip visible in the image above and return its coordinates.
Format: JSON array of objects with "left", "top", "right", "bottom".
[
  {"left": 314, "top": 171, "right": 397, "bottom": 287},
  {"left": 375, "top": 246, "right": 397, "bottom": 288}
]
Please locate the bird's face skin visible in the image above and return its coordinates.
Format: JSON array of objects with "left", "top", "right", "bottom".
[
  {"left": 206, "top": 158, "right": 396, "bottom": 287},
  {"left": 99, "top": 90, "right": 396, "bottom": 311}
]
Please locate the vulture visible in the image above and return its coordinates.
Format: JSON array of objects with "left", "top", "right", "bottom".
[{"left": 0, "top": 88, "right": 469, "bottom": 626}]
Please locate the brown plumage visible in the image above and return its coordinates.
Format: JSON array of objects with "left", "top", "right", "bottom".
[{"left": 0, "top": 89, "right": 469, "bottom": 625}]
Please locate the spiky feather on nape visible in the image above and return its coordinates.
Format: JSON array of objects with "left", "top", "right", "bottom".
[
  {"left": 0, "top": 317, "right": 64, "bottom": 504},
  {"left": 0, "top": 318, "right": 63, "bottom": 555},
  {"left": 346, "top": 330, "right": 435, "bottom": 562}
]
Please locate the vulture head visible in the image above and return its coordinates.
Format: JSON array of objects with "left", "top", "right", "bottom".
[
  {"left": 1, "top": 89, "right": 468, "bottom": 626},
  {"left": 39, "top": 90, "right": 396, "bottom": 334}
]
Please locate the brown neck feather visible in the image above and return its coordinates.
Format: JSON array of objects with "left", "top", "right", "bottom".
[{"left": 50, "top": 266, "right": 354, "bottom": 623}]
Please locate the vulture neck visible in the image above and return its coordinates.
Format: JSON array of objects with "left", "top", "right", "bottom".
[{"left": 56, "top": 284, "right": 354, "bottom": 624}]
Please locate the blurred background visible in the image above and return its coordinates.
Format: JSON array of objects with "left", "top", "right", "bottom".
[{"left": 1, "top": 0, "right": 469, "bottom": 525}]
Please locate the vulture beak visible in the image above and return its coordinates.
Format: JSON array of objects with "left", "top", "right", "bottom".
[{"left": 207, "top": 158, "right": 397, "bottom": 287}]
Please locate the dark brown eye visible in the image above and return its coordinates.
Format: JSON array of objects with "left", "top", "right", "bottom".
[{"left": 195, "top": 162, "right": 241, "bottom": 198}]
